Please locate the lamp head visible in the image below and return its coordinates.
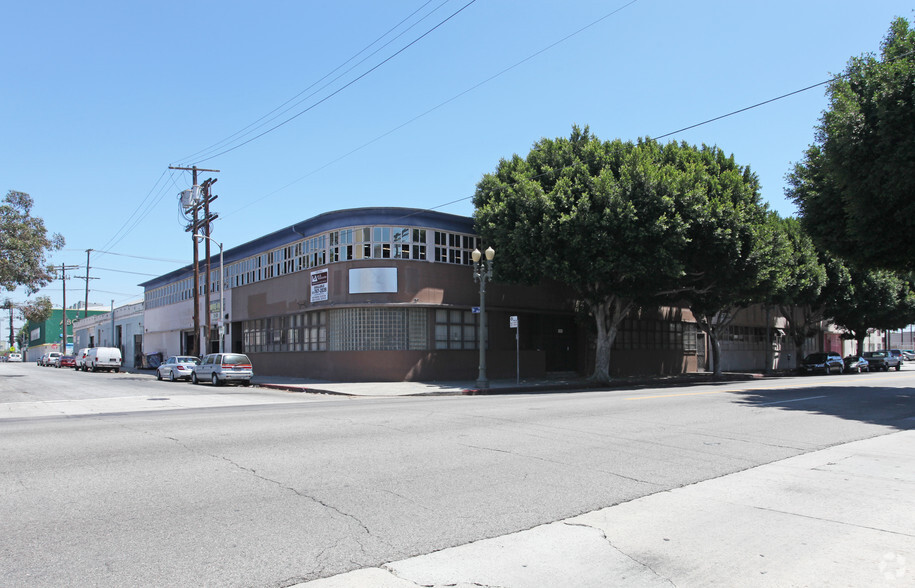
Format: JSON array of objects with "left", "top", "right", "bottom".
[
  {"left": 485, "top": 246, "right": 495, "bottom": 261},
  {"left": 472, "top": 248, "right": 481, "bottom": 263}
]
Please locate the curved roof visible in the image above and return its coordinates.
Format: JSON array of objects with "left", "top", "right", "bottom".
[{"left": 139, "top": 207, "right": 474, "bottom": 289}]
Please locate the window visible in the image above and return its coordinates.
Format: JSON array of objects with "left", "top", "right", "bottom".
[{"left": 434, "top": 309, "right": 477, "bottom": 350}]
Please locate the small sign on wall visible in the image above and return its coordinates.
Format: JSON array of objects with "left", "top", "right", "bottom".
[{"left": 311, "top": 269, "right": 329, "bottom": 302}]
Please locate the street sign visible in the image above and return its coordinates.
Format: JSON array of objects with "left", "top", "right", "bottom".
[
  {"left": 471, "top": 306, "right": 480, "bottom": 314},
  {"left": 510, "top": 315, "right": 518, "bottom": 328}
]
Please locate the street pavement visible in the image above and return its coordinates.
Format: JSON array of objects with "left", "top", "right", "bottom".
[
  {"left": 3, "top": 366, "right": 913, "bottom": 585},
  {"left": 296, "top": 429, "right": 915, "bottom": 587}
]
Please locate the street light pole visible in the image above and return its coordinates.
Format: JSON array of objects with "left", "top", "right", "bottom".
[
  {"left": 194, "top": 234, "right": 224, "bottom": 354},
  {"left": 472, "top": 246, "right": 495, "bottom": 389}
]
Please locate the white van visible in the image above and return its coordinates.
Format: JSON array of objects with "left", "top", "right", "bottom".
[
  {"left": 85, "top": 347, "right": 123, "bottom": 372},
  {"left": 74, "top": 348, "right": 90, "bottom": 370}
]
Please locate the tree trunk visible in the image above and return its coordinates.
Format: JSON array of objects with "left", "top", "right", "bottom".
[
  {"left": 709, "top": 331, "right": 723, "bottom": 377},
  {"left": 589, "top": 295, "right": 631, "bottom": 384},
  {"left": 793, "top": 337, "right": 805, "bottom": 369}
]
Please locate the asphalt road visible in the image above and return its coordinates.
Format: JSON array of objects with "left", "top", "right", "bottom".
[{"left": 1, "top": 363, "right": 913, "bottom": 587}]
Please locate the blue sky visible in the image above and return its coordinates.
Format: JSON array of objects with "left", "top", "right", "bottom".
[{"left": 3, "top": 1, "right": 912, "bottom": 331}]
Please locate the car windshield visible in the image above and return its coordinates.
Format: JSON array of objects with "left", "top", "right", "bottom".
[
  {"left": 176, "top": 357, "right": 199, "bottom": 364},
  {"left": 804, "top": 353, "right": 827, "bottom": 362},
  {"left": 222, "top": 354, "right": 250, "bottom": 365},
  {"left": 864, "top": 352, "right": 885, "bottom": 358}
]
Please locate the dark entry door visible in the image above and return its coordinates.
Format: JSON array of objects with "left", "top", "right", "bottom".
[{"left": 543, "top": 315, "right": 577, "bottom": 372}]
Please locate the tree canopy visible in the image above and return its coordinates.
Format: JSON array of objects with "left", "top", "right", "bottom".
[
  {"left": 0, "top": 191, "right": 64, "bottom": 294},
  {"left": 473, "top": 126, "right": 766, "bottom": 381},
  {"left": 826, "top": 267, "right": 915, "bottom": 354},
  {"left": 788, "top": 17, "right": 915, "bottom": 273}
]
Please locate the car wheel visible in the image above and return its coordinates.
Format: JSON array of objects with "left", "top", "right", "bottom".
[
  {"left": 169, "top": 370, "right": 177, "bottom": 382},
  {"left": 212, "top": 374, "right": 221, "bottom": 387},
  {"left": 192, "top": 372, "right": 199, "bottom": 385},
  {"left": 896, "top": 363, "right": 901, "bottom": 371},
  {"left": 156, "top": 370, "right": 162, "bottom": 381},
  {"left": 241, "top": 380, "right": 251, "bottom": 387}
]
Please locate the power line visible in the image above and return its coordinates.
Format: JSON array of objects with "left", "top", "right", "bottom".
[
  {"left": 225, "top": 0, "right": 643, "bottom": 217},
  {"left": 651, "top": 79, "right": 835, "bottom": 141},
  {"left": 192, "top": 0, "right": 479, "bottom": 164},
  {"left": 90, "top": 266, "right": 161, "bottom": 277},
  {"left": 173, "top": 0, "right": 447, "bottom": 165},
  {"left": 95, "top": 169, "right": 170, "bottom": 257},
  {"left": 65, "top": 248, "right": 186, "bottom": 264}
]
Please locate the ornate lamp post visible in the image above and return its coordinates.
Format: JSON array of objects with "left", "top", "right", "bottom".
[{"left": 472, "top": 246, "right": 495, "bottom": 389}]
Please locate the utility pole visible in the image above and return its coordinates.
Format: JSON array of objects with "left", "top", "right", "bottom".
[
  {"left": 52, "top": 264, "right": 81, "bottom": 354},
  {"left": 201, "top": 178, "right": 218, "bottom": 355},
  {"left": 84, "top": 249, "right": 92, "bottom": 318},
  {"left": 169, "top": 165, "right": 219, "bottom": 357}
]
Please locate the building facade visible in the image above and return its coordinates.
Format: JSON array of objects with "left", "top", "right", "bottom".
[
  {"left": 24, "top": 308, "right": 106, "bottom": 362},
  {"left": 140, "top": 207, "right": 709, "bottom": 381},
  {"left": 72, "top": 302, "right": 145, "bottom": 368}
]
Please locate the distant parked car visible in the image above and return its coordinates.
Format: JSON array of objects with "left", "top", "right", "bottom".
[
  {"left": 38, "top": 353, "right": 49, "bottom": 366},
  {"left": 58, "top": 355, "right": 76, "bottom": 368},
  {"left": 46, "top": 352, "right": 62, "bottom": 367},
  {"left": 800, "top": 352, "right": 844, "bottom": 375},
  {"left": 192, "top": 353, "right": 253, "bottom": 386},
  {"left": 8, "top": 353, "right": 22, "bottom": 362},
  {"left": 901, "top": 350, "right": 915, "bottom": 361},
  {"left": 843, "top": 355, "right": 869, "bottom": 373},
  {"left": 156, "top": 355, "right": 200, "bottom": 382}
]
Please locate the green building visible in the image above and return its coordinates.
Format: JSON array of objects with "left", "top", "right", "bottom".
[{"left": 25, "top": 308, "right": 107, "bottom": 362}]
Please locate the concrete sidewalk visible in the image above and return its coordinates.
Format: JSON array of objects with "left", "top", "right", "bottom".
[
  {"left": 296, "top": 430, "right": 915, "bottom": 587},
  {"left": 251, "top": 371, "right": 769, "bottom": 397}
]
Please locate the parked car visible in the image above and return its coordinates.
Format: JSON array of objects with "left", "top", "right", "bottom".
[
  {"left": 843, "top": 355, "right": 869, "bottom": 373},
  {"left": 84, "top": 347, "right": 123, "bottom": 372},
  {"left": 74, "top": 348, "right": 90, "bottom": 370},
  {"left": 800, "top": 352, "right": 844, "bottom": 375},
  {"left": 8, "top": 353, "right": 22, "bottom": 362},
  {"left": 192, "top": 353, "right": 253, "bottom": 386},
  {"left": 886, "top": 349, "right": 905, "bottom": 369},
  {"left": 46, "top": 352, "right": 62, "bottom": 367},
  {"left": 861, "top": 351, "right": 899, "bottom": 371},
  {"left": 901, "top": 350, "right": 915, "bottom": 361},
  {"left": 58, "top": 355, "right": 76, "bottom": 368},
  {"left": 38, "top": 353, "right": 49, "bottom": 366},
  {"left": 156, "top": 355, "right": 201, "bottom": 382}
]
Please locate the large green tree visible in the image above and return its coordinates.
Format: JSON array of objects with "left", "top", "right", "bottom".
[
  {"left": 473, "top": 127, "right": 763, "bottom": 382},
  {"left": 788, "top": 17, "right": 915, "bottom": 273},
  {"left": 20, "top": 296, "right": 53, "bottom": 326},
  {"left": 770, "top": 217, "right": 831, "bottom": 367},
  {"left": 672, "top": 148, "right": 777, "bottom": 376},
  {"left": 0, "top": 191, "right": 64, "bottom": 294},
  {"left": 826, "top": 268, "right": 915, "bottom": 355}
]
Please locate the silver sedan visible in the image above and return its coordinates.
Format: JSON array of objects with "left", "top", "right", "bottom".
[{"left": 155, "top": 356, "right": 201, "bottom": 382}]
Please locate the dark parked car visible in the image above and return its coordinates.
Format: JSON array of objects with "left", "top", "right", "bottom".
[
  {"left": 843, "top": 355, "right": 869, "bottom": 373},
  {"left": 58, "top": 355, "right": 76, "bottom": 368},
  {"left": 800, "top": 352, "right": 844, "bottom": 375}
]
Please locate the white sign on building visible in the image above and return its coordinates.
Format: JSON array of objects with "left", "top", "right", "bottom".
[{"left": 311, "top": 269, "right": 329, "bottom": 302}]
